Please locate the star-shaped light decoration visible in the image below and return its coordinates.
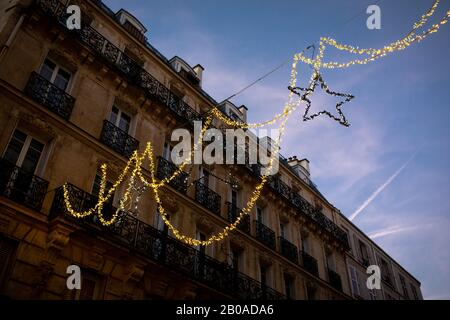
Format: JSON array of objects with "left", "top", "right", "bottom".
[{"left": 289, "top": 72, "right": 355, "bottom": 127}]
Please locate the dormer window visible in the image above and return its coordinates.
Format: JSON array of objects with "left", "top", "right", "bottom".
[
  {"left": 115, "top": 9, "right": 147, "bottom": 43},
  {"left": 169, "top": 56, "right": 201, "bottom": 87}
]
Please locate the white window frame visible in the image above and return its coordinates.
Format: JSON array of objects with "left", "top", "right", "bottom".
[
  {"left": 3, "top": 130, "right": 46, "bottom": 174},
  {"left": 110, "top": 106, "right": 132, "bottom": 134},
  {"left": 40, "top": 58, "right": 72, "bottom": 91}
]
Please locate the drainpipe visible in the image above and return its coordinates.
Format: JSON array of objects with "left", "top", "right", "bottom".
[{"left": 0, "top": 14, "right": 25, "bottom": 63}]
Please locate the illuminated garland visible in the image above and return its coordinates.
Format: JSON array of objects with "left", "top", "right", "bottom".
[{"left": 62, "top": 0, "right": 449, "bottom": 246}]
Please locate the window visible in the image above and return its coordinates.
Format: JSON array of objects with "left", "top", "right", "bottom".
[
  {"left": 284, "top": 274, "right": 294, "bottom": 299},
  {"left": 199, "top": 167, "right": 210, "bottom": 188},
  {"left": 301, "top": 234, "right": 310, "bottom": 254},
  {"left": 231, "top": 189, "right": 238, "bottom": 207},
  {"left": 326, "top": 252, "right": 336, "bottom": 271},
  {"left": 110, "top": 106, "right": 131, "bottom": 133},
  {"left": 3, "top": 129, "right": 44, "bottom": 174},
  {"left": 154, "top": 211, "right": 170, "bottom": 234},
  {"left": 230, "top": 247, "right": 242, "bottom": 272},
  {"left": 348, "top": 266, "right": 361, "bottom": 297},
  {"left": 280, "top": 223, "right": 286, "bottom": 239},
  {"left": 256, "top": 207, "right": 264, "bottom": 223},
  {"left": 0, "top": 236, "right": 16, "bottom": 289},
  {"left": 341, "top": 227, "right": 352, "bottom": 253},
  {"left": 195, "top": 230, "right": 206, "bottom": 255},
  {"left": 399, "top": 274, "right": 409, "bottom": 299},
  {"left": 260, "top": 264, "right": 268, "bottom": 287},
  {"left": 40, "top": 58, "right": 71, "bottom": 91},
  {"left": 77, "top": 272, "right": 103, "bottom": 300},
  {"left": 163, "top": 142, "right": 172, "bottom": 162},
  {"left": 91, "top": 173, "right": 114, "bottom": 203},
  {"left": 410, "top": 284, "right": 419, "bottom": 300},
  {"left": 380, "top": 258, "right": 393, "bottom": 286},
  {"left": 306, "top": 285, "right": 316, "bottom": 300},
  {"left": 358, "top": 240, "right": 370, "bottom": 266}
]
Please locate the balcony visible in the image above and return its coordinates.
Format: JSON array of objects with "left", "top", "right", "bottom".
[
  {"left": 254, "top": 220, "right": 276, "bottom": 250},
  {"left": 226, "top": 202, "right": 250, "bottom": 234},
  {"left": 49, "top": 183, "right": 284, "bottom": 300},
  {"left": 0, "top": 158, "right": 49, "bottom": 211},
  {"left": 194, "top": 181, "right": 221, "bottom": 215},
  {"left": 156, "top": 156, "right": 188, "bottom": 193},
  {"left": 100, "top": 120, "right": 139, "bottom": 158},
  {"left": 327, "top": 268, "right": 343, "bottom": 292},
  {"left": 300, "top": 251, "right": 319, "bottom": 277},
  {"left": 37, "top": 0, "right": 202, "bottom": 128},
  {"left": 24, "top": 72, "right": 75, "bottom": 120},
  {"left": 278, "top": 236, "right": 298, "bottom": 264},
  {"left": 268, "top": 176, "right": 291, "bottom": 201}
]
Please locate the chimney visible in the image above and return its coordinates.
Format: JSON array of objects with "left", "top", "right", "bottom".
[
  {"left": 299, "top": 158, "right": 310, "bottom": 177},
  {"left": 238, "top": 104, "right": 248, "bottom": 122},
  {"left": 288, "top": 156, "right": 310, "bottom": 181},
  {"left": 193, "top": 64, "right": 204, "bottom": 86}
]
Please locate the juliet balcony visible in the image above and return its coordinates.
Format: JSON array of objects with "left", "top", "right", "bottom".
[
  {"left": 327, "top": 268, "right": 343, "bottom": 292},
  {"left": 0, "top": 158, "right": 49, "bottom": 211},
  {"left": 278, "top": 236, "right": 299, "bottom": 264},
  {"left": 300, "top": 251, "right": 319, "bottom": 277},
  {"left": 100, "top": 120, "right": 139, "bottom": 158},
  {"left": 24, "top": 71, "right": 75, "bottom": 120},
  {"left": 194, "top": 181, "right": 221, "bottom": 215},
  {"left": 226, "top": 202, "right": 250, "bottom": 234},
  {"left": 156, "top": 156, "right": 188, "bottom": 194},
  {"left": 49, "top": 183, "right": 284, "bottom": 300},
  {"left": 254, "top": 220, "right": 276, "bottom": 250}
]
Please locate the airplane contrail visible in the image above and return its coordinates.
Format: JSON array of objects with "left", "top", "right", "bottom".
[
  {"left": 367, "top": 225, "right": 419, "bottom": 239},
  {"left": 349, "top": 151, "right": 418, "bottom": 221}
]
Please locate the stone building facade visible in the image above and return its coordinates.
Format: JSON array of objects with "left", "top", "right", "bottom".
[{"left": 0, "top": 0, "right": 422, "bottom": 300}]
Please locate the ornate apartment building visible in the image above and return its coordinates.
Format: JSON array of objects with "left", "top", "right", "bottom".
[{"left": 0, "top": 0, "right": 422, "bottom": 300}]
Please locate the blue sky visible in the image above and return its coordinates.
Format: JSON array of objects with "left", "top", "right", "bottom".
[{"left": 103, "top": 0, "right": 450, "bottom": 299}]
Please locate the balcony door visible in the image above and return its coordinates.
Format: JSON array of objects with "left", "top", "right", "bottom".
[
  {"left": 40, "top": 58, "right": 71, "bottom": 91},
  {"left": 110, "top": 106, "right": 131, "bottom": 133},
  {"left": 1, "top": 129, "right": 45, "bottom": 203}
]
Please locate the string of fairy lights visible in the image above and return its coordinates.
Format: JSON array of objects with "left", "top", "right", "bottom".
[{"left": 62, "top": 0, "right": 450, "bottom": 246}]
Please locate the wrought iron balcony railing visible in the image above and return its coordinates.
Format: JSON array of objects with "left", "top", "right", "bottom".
[
  {"left": 268, "top": 176, "right": 350, "bottom": 250},
  {"left": 278, "top": 236, "right": 298, "bottom": 264},
  {"left": 37, "top": 0, "right": 202, "bottom": 127},
  {"left": 100, "top": 120, "right": 139, "bottom": 158},
  {"left": 0, "top": 158, "right": 49, "bottom": 211},
  {"left": 24, "top": 72, "right": 75, "bottom": 120},
  {"left": 194, "top": 181, "right": 221, "bottom": 215},
  {"left": 50, "top": 183, "right": 284, "bottom": 299},
  {"left": 155, "top": 156, "right": 188, "bottom": 193},
  {"left": 300, "top": 251, "right": 319, "bottom": 277},
  {"left": 254, "top": 220, "right": 276, "bottom": 250},
  {"left": 327, "top": 268, "right": 343, "bottom": 292},
  {"left": 226, "top": 202, "right": 250, "bottom": 234}
]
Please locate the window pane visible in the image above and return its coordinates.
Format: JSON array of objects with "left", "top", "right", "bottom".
[
  {"left": 118, "top": 112, "right": 131, "bottom": 132},
  {"left": 109, "top": 106, "right": 119, "bottom": 125},
  {"left": 40, "top": 59, "right": 56, "bottom": 82},
  {"left": 54, "top": 69, "right": 71, "bottom": 91},
  {"left": 21, "top": 139, "right": 44, "bottom": 173},
  {"left": 3, "top": 130, "right": 27, "bottom": 165},
  {"left": 92, "top": 174, "right": 113, "bottom": 205},
  {"left": 79, "top": 278, "right": 96, "bottom": 300}
]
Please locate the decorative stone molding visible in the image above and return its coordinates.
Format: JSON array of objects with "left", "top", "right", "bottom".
[
  {"left": 83, "top": 246, "right": 105, "bottom": 271},
  {"left": 160, "top": 194, "right": 179, "bottom": 213},
  {"left": 19, "top": 111, "right": 56, "bottom": 138}
]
